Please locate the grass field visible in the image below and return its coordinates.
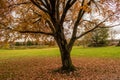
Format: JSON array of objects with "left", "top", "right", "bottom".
[
  {"left": 0, "top": 46, "right": 120, "bottom": 80},
  {"left": 0, "top": 46, "right": 120, "bottom": 59}
]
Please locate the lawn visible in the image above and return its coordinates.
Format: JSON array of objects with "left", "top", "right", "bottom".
[
  {"left": 0, "top": 46, "right": 120, "bottom": 80},
  {"left": 0, "top": 46, "right": 120, "bottom": 59}
]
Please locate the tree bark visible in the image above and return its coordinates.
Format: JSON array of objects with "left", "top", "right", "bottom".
[
  {"left": 60, "top": 47, "right": 75, "bottom": 71},
  {"left": 54, "top": 35, "right": 75, "bottom": 72}
]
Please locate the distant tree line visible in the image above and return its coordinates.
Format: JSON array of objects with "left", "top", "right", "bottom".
[{"left": 15, "top": 40, "right": 56, "bottom": 47}]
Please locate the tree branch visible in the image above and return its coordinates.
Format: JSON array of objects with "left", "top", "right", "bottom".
[
  {"left": 76, "top": 14, "right": 115, "bottom": 39},
  {"left": 40, "top": 0, "right": 48, "bottom": 10},
  {"left": 30, "top": 0, "right": 49, "bottom": 13},
  {"left": 68, "top": 0, "right": 91, "bottom": 50},
  {"left": 19, "top": 31, "right": 54, "bottom": 36},
  {"left": 60, "top": 0, "right": 76, "bottom": 25},
  {"left": 56, "top": 0, "right": 60, "bottom": 21},
  {"left": 100, "top": 23, "right": 120, "bottom": 28},
  {"left": 46, "top": 20, "right": 56, "bottom": 34}
]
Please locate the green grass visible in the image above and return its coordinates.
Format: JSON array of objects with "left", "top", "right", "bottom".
[
  {"left": 72, "top": 46, "right": 120, "bottom": 58},
  {"left": 0, "top": 46, "right": 120, "bottom": 59}
]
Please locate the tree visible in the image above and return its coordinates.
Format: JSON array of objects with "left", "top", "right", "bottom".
[
  {"left": 82, "top": 21, "right": 109, "bottom": 47},
  {"left": 110, "top": 30, "right": 116, "bottom": 41},
  {"left": 116, "top": 41, "right": 120, "bottom": 46},
  {"left": 2, "top": 0, "right": 120, "bottom": 72},
  {"left": 88, "top": 27, "right": 109, "bottom": 47}
]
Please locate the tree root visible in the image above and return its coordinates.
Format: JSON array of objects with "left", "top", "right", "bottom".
[{"left": 53, "top": 65, "right": 77, "bottom": 73}]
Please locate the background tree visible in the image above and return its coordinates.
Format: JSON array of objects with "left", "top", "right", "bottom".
[
  {"left": 82, "top": 21, "right": 109, "bottom": 47},
  {"left": 88, "top": 27, "right": 109, "bottom": 47},
  {"left": 116, "top": 41, "right": 120, "bottom": 46},
  {"left": 1, "top": 0, "right": 120, "bottom": 72}
]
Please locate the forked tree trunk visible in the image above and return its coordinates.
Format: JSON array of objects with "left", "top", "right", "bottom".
[
  {"left": 53, "top": 25, "right": 76, "bottom": 72},
  {"left": 55, "top": 36, "right": 75, "bottom": 72}
]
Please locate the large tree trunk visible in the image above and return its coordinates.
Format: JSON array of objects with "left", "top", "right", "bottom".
[
  {"left": 60, "top": 46, "right": 75, "bottom": 72},
  {"left": 54, "top": 35, "right": 76, "bottom": 72}
]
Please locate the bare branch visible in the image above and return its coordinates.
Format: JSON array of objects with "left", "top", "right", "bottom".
[
  {"left": 19, "top": 31, "right": 54, "bottom": 36},
  {"left": 101, "top": 23, "right": 120, "bottom": 28},
  {"left": 76, "top": 14, "right": 116, "bottom": 39},
  {"left": 30, "top": 0, "right": 49, "bottom": 13},
  {"left": 46, "top": 20, "right": 56, "bottom": 33},
  {"left": 68, "top": 0, "right": 92, "bottom": 50},
  {"left": 56, "top": 0, "right": 60, "bottom": 21},
  {"left": 60, "top": 0, "right": 77, "bottom": 24}
]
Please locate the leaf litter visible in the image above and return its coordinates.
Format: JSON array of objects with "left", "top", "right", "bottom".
[{"left": 0, "top": 57, "right": 120, "bottom": 80}]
